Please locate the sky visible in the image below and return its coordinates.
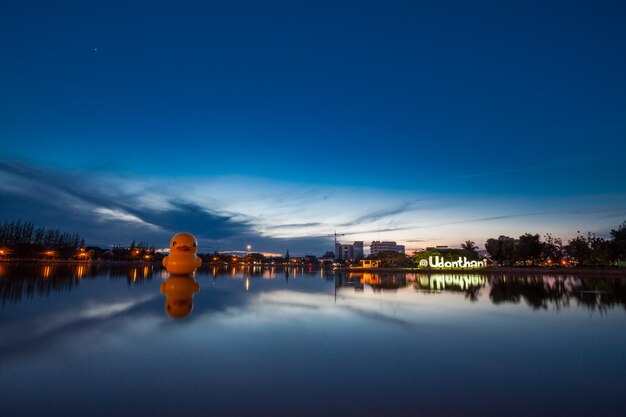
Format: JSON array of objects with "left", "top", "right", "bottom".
[{"left": 1, "top": 0, "right": 625, "bottom": 254}]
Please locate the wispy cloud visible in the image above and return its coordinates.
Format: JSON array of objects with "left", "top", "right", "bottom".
[
  {"left": 2, "top": 158, "right": 625, "bottom": 253},
  {"left": 414, "top": 207, "right": 626, "bottom": 230},
  {"left": 0, "top": 293, "right": 161, "bottom": 361},
  {"left": 341, "top": 226, "right": 412, "bottom": 236},
  {"left": 265, "top": 222, "right": 323, "bottom": 230},
  {"left": 93, "top": 207, "right": 162, "bottom": 229},
  {"left": 339, "top": 200, "right": 423, "bottom": 227},
  {"left": 0, "top": 160, "right": 330, "bottom": 253}
]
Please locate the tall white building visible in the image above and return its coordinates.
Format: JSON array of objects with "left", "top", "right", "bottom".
[{"left": 370, "top": 241, "right": 405, "bottom": 256}]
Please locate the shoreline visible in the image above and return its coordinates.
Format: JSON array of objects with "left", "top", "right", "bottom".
[
  {"left": 344, "top": 266, "right": 626, "bottom": 276},
  {"left": 0, "top": 259, "right": 156, "bottom": 265},
  {"left": 1, "top": 259, "right": 626, "bottom": 276}
]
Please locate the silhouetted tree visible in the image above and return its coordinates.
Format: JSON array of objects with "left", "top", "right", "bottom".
[
  {"left": 542, "top": 233, "right": 564, "bottom": 264},
  {"left": 565, "top": 233, "right": 610, "bottom": 266},
  {"left": 566, "top": 235, "right": 591, "bottom": 265},
  {"left": 461, "top": 240, "right": 479, "bottom": 260},
  {"left": 609, "top": 221, "right": 626, "bottom": 263},
  {"left": 587, "top": 234, "right": 610, "bottom": 266},
  {"left": 375, "top": 250, "right": 413, "bottom": 268},
  {"left": 0, "top": 219, "right": 83, "bottom": 258},
  {"left": 485, "top": 236, "right": 516, "bottom": 266},
  {"left": 516, "top": 233, "right": 542, "bottom": 266}
]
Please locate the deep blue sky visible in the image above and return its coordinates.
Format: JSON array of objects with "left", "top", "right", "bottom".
[{"left": 1, "top": 0, "right": 625, "bottom": 253}]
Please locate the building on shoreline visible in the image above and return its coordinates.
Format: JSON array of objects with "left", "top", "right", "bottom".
[
  {"left": 335, "top": 241, "right": 364, "bottom": 260},
  {"left": 370, "top": 241, "right": 405, "bottom": 256}
]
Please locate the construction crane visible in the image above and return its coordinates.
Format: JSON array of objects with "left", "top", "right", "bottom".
[{"left": 332, "top": 231, "right": 345, "bottom": 247}]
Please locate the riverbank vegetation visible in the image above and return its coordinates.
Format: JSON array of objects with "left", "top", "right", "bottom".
[
  {"left": 0, "top": 220, "right": 84, "bottom": 259},
  {"left": 2, "top": 218, "right": 625, "bottom": 268},
  {"left": 0, "top": 220, "right": 156, "bottom": 261},
  {"left": 483, "top": 221, "right": 626, "bottom": 267}
]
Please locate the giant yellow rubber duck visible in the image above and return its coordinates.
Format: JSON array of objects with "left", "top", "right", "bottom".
[
  {"left": 160, "top": 275, "right": 200, "bottom": 319},
  {"left": 162, "top": 232, "right": 202, "bottom": 275}
]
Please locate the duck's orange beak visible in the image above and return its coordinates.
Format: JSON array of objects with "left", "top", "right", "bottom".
[{"left": 177, "top": 245, "right": 191, "bottom": 252}]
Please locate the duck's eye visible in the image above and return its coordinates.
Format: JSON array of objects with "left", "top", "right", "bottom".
[{"left": 172, "top": 241, "right": 177, "bottom": 246}]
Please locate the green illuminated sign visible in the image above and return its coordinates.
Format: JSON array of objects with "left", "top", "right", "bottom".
[{"left": 418, "top": 256, "right": 487, "bottom": 269}]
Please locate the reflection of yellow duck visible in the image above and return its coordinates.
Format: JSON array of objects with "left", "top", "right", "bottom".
[
  {"left": 162, "top": 232, "right": 202, "bottom": 275},
  {"left": 160, "top": 275, "right": 200, "bottom": 319}
]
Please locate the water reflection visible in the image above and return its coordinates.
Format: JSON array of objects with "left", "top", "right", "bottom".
[
  {"left": 0, "top": 263, "right": 82, "bottom": 304},
  {"left": 487, "top": 275, "right": 626, "bottom": 312},
  {"left": 1, "top": 266, "right": 625, "bottom": 417},
  {"left": 412, "top": 274, "right": 487, "bottom": 302},
  {"left": 1, "top": 263, "right": 626, "bottom": 313},
  {"left": 0, "top": 262, "right": 155, "bottom": 305},
  {"left": 334, "top": 271, "right": 626, "bottom": 312},
  {"left": 336, "top": 272, "right": 407, "bottom": 291},
  {"left": 160, "top": 275, "right": 200, "bottom": 319}
]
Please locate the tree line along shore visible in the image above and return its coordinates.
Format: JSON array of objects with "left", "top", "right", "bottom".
[{"left": 1, "top": 219, "right": 625, "bottom": 269}]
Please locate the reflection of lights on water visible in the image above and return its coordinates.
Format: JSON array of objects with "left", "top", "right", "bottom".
[
  {"left": 132, "top": 269, "right": 137, "bottom": 282},
  {"left": 245, "top": 278, "right": 249, "bottom": 291},
  {"left": 76, "top": 265, "right": 85, "bottom": 279},
  {"left": 42, "top": 265, "right": 51, "bottom": 279},
  {"left": 143, "top": 266, "right": 150, "bottom": 278},
  {"left": 428, "top": 274, "right": 486, "bottom": 290}
]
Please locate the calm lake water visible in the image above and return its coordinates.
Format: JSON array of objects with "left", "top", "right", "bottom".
[{"left": 1, "top": 263, "right": 625, "bottom": 417}]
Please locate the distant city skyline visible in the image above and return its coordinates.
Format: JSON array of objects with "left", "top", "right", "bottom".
[{"left": 1, "top": 1, "right": 625, "bottom": 255}]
